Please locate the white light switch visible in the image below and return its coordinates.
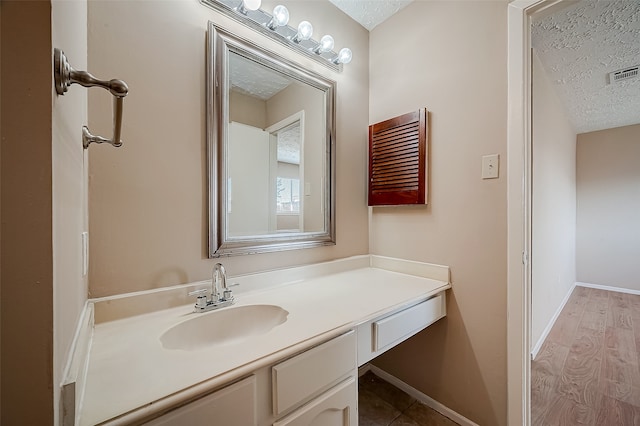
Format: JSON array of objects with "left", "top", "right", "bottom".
[{"left": 482, "top": 154, "right": 499, "bottom": 179}]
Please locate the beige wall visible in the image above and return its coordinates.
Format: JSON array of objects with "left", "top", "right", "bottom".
[
  {"left": 531, "top": 51, "right": 576, "bottom": 349},
  {"left": 368, "top": 2, "right": 508, "bottom": 425},
  {"left": 1, "top": 1, "right": 54, "bottom": 423},
  {"left": 2, "top": 2, "right": 88, "bottom": 423},
  {"left": 87, "top": 0, "right": 369, "bottom": 297},
  {"left": 576, "top": 124, "right": 640, "bottom": 289},
  {"left": 230, "top": 90, "right": 267, "bottom": 128},
  {"left": 0, "top": 1, "right": 3, "bottom": 415}
]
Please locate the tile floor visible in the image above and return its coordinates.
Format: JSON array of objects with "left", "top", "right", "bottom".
[{"left": 358, "top": 370, "right": 460, "bottom": 426}]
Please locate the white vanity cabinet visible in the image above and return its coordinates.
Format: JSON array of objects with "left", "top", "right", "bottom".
[
  {"left": 141, "top": 294, "right": 447, "bottom": 426},
  {"left": 145, "top": 332, "right": 357, "bottom": 426},
  {"left": 78, "top": 259, "right": 451, "bottom": 425},
  {"left": 144, "top": 375, "right": 257, "bottom": 426}
]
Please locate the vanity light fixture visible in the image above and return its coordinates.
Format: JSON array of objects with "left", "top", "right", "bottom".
[
  {"left": 292, "top": 21, "right": 313, "bottom": 43},
  {"left": 200, "top": 0, "right": 352, "bottom": 72},
  {"left": 313, "top": 35, "right": 334, "bottom": 54},
  {"left": 267, "top": 5, "right": 289, "bottom": 30},
  {"left": 333, "top": 47, "right": 353, "bottom": 65},
  {"left": 237, "top": 0, "right": 261, "bottom": 14}
]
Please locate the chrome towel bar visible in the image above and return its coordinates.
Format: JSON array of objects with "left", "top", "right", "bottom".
[{"left": 54, "top": 48, "right": 129, "bottom": 149}]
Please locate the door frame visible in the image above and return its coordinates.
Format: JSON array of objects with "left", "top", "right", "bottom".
[{"left": 506, "top": 0, "right": 566, "bottom": 424}]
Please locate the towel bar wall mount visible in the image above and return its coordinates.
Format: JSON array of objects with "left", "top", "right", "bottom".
[{"left": 54, "top": 48, "right": 129, "bottom": 149}]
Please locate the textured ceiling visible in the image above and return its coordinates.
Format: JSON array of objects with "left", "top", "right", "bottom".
[
  {"left": 328, "top": 0, "right": 413, "bottom": 31},
  {"left": 233, "top": 0, "right": 640, "bottom": 134},
  {"left": 532, "top": 0, "right": 640, "bottom": 134},
  {"left": 228, "top": 52, "right": 300, "bottom": 162},
  {"left": 277, "top": 125, "right": 301, "bottom": 164},
  {"left": 229, "top": 52, "right": 291, "bottom": 101}
]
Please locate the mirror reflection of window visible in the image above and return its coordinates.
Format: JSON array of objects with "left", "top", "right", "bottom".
[{"left": 277, "top": 177, "right": 300, "bottom": 214}]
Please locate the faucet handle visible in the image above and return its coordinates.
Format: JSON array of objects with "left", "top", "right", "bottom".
[
  {"left": 222, "top": 283, "right": 240, "bottom": 301},
  {"left": 188, "top": 288, "right": 209, "bottom": 309}
]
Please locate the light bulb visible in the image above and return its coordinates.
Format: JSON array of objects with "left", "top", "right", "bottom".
[
  {"left": 267, "top": 5, "right": 289, "bottom": 29},
  {"left": 292, "top": 21, "right": 313, "bottom": 43},
  {"left": 334, "top": 47, "right": 352, "bottom": 64},
  {"left": 314, "top": 35, "right": 334, "bottom": 54},
  {"left": 242, "top": 0, "right": 261, "bottom": 11}
]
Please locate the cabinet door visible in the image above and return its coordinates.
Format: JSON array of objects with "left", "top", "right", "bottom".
[
  {"left": 272, "top": 331, "right": 356, "bottom": 416},
  {"left": 145, "top": 376, "right": 256, "bottom": 426},
  {"left": 272, "top": 377, "right": 357, "bottom": 426}
]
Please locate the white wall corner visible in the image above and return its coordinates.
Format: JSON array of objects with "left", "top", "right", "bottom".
[{"left": 530, "top": 282, "right": 576, "bottom": 360}]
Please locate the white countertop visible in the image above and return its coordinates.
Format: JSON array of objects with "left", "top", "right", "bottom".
[{"left": 79, "top": 261, "right": 450, "bottom": 425}]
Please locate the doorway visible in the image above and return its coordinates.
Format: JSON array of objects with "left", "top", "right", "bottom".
[{"left": 508, "top": 0, "right": 640, "bottom": 423}]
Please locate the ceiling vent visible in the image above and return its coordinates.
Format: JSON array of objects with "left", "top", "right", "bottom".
[{"left": 608, "top": 66, "right": 639, "bottom": 84}]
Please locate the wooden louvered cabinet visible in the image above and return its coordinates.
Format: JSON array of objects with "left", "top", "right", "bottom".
[{"left": 368, "top": 108, "right": 428, "bottom": 206}]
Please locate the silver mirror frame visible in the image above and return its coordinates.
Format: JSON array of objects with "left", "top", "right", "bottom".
[{"left": 207, "top": 22, "right": 336, "bottom": 257}]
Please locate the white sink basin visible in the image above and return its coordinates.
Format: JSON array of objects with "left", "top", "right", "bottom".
[{"left": 160, "top": 304, "right": 289, "bottom": 351}]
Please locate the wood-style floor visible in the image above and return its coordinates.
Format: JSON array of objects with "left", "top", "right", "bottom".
[
  {"left": 532, "top": 286, "right": 640, "bottom": 425},
  {"left": 358, "top": 371, "right": 460, "bottom": 426}
]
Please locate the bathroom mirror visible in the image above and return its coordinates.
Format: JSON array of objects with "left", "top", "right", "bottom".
[{"left": 207, "top": 22, "right": 336, "bottom": 257}]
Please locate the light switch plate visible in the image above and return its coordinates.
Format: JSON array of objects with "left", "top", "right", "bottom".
[{"left": 482, "top": 154, "right": 499, "bottom": 179}]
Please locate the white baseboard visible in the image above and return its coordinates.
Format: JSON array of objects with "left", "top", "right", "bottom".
[
  {"left": 530, "top": 282, "right": 576, "bottom": 360},
  {"left": 358, "top": 363, "right": 372, "bottom": 377},
  {"left": 576, "top": 281, "right": 640, "bottom": 296},
  {"left": 366, "top": 364, "right": 479, "bottom": 426}
]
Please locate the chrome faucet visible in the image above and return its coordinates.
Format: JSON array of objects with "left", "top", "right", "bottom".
[
  {"left": 188, "top": 263, "right": 238, "bottom": 313},
  {"left": 211, "top": 262, "right": 226, "bottom": 302}
]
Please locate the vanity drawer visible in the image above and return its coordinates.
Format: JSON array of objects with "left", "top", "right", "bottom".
[
  {"left": 272, "top": 331, "right": 356, "bottom": 416},
  {"left": 373, "top": 294, "right": 444, "bottom": 351},
  {"left": 357, "top": 293, "right": 446, "bottom": 365}
]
